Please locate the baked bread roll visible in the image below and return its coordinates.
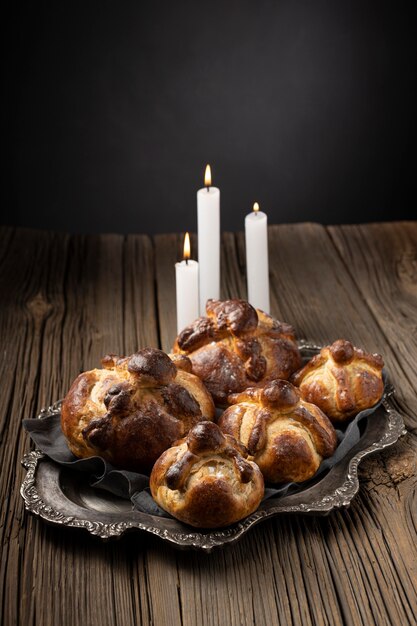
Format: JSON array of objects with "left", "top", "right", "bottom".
[
  {"left": 61, "top": 348, "right": 215, "bottom": 473},
  {"left": 291, "top": 339, "right": 384, "bottom": 423},
  {"left": 150, "top": 421, "right": 264, "bottom": 528},
  {"left": 173, "top": 298, "right": 301, "bottom": 406},
  {"left": 218, "top": 380, "right": 337, "bottom": 483}
]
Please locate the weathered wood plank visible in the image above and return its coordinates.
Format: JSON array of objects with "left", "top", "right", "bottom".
[
  {"left": 0, "top": 227, "right": 66, "bottom": 626},
  {"left": 154, "top": 233, "right": 182, "bottom": 352},
  {"left": 141, "top": 545, "right": 182, "bottom": 626},
  {"left": 176, "top": 536, "right": 283, "bottom": 626},
  {"left": 328, "top": 221, "right": 417, "bottom": 399},
  {"left": 124, "top": 234, "right": 159, "bottom": 352}
]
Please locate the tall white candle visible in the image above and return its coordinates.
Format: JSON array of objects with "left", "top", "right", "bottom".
[
  {"left": 175, "top": 233, "right": 199, "bottom": 333},
  {"left": 197, "top": 164, "right": 220, "bottom": 314},
  {"left": 245, "top": 202, "right": 270, "bottom": 313}
]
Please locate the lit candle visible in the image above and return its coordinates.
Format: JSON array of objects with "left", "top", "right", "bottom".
[
  {"left": 197, "top": 164, "right": 220, "bottom": 314},
  {"left": 175, "top": 232, "right": 199, "bottom": 333},
  {"left": 245, "top": 202, "right": 270, "bottom": 313}
]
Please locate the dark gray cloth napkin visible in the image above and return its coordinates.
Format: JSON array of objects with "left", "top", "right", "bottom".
[{"left": 23, "top": 389, "right": 385, "bottom": 516}]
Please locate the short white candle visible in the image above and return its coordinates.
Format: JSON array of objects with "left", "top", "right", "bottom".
[
  {"left": 245, "top": 202, "right": 270, "bottom": 313},
  {"left": 175, "top": 232, "right": 199, "bottom": 333},
  {"left": 197, "top": 164, "right": 220, "bottom": 314}
]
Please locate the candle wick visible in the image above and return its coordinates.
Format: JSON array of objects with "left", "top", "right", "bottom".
[
  {"left": 186, "top": 258, "right": 188, "bottom": 265},
  {"left": 206, "top": 186, "right": 210, "bottom": 193}
]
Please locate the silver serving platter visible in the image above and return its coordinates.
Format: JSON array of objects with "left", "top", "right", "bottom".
[{"left": 20, "top": 343, "right": 406, "bottom": 552}]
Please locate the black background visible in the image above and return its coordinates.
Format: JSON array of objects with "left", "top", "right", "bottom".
[{"left": 4, "top": 0, "right": 416, "bottom": 235}]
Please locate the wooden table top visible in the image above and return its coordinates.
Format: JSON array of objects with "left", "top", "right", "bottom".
[{"left": 1, "top": 221, "right": 416, "bottom": 626}]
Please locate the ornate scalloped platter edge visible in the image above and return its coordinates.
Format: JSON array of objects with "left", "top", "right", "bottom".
[{"left": 20, "top": 344, "right": 407, "bottom": 552}]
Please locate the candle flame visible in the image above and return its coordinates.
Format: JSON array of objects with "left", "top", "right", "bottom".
[
  {"left": 204, "top": 164, "right": 212, "bottom": 187},
  {"left": 183, "top": 232, "right": 191, "bottom": 261},
  {"left": 253, "top": 202, "right": 260, "bottom": 213}
]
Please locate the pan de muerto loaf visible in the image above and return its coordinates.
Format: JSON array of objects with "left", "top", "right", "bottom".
[
  {"left": 291, "top": 339, "right": 384, "bottom": 423},
  {"left": 218, "top": 379, "right": 337, "bottom": 483},
  {"left": 173, "top": 299, "right": 301, "bottom": 406},
  {"left": 150, "top": 421, "right": 264, "bottom": 527},
  {"left": 61, "top": 348, "right": 215, "bottom": 473}
]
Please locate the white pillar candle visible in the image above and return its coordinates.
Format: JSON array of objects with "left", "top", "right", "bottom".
[
  {"left": 197, "top": 164, "right": 220, "bottom": 314},
  {"left": 175, "top": 233, "right": 199, "bottom": 333},
  {"left": 245, "top": 202, "right": 270, "bottom": 313}
]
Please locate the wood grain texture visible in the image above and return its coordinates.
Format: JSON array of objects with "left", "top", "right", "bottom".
[
  {"left": 328, "top": 222, "right": 417, "bottom": 400},
  {"left": 1, "top": 223, "right": 417, "bottom": 626}
]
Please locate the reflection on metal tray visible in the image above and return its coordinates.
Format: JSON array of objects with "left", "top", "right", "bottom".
[{"left": 20, "top": 343, "right": 406, "bottom": 552}]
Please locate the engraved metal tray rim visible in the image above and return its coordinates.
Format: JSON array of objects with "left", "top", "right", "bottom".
[{"left": 20, "top": 342, "right": 407, "bottom": 552}]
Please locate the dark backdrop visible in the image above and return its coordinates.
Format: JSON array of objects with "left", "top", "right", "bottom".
[{"left": 4, "top": 0, "right": 416, "bottom": 235}]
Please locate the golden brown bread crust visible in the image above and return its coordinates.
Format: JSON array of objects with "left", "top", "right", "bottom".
[
  {"left": 61, "top": 348, "right": 215, "bottom": 473},
  {"left": 218, "top": 380, "right": 337, "bottom": 483},
  {"left": 291, "top": 339, "right": 384, "bottom": 423},
  {"left": 173, "top": 299, "right": 302, "bottom": 406},
  {"left": 150, "top": 421, "right": 264, "bottom": 528}
]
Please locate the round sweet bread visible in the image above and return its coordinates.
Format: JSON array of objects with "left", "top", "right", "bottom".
[
  {"left": 173, "top": 298, "right": 301, "bottom": 406},
  {"left": 218, "top": 379, "right": 337, "bottom": 483},
  {"left": 291, "top": 339, "right": 384, "bottom": 423},
  {"left": 150, "top": 421, "right": 264, "bottom": 528},
  {"left": 61, "top": 348, "right": 215, "bottom": 473}
]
